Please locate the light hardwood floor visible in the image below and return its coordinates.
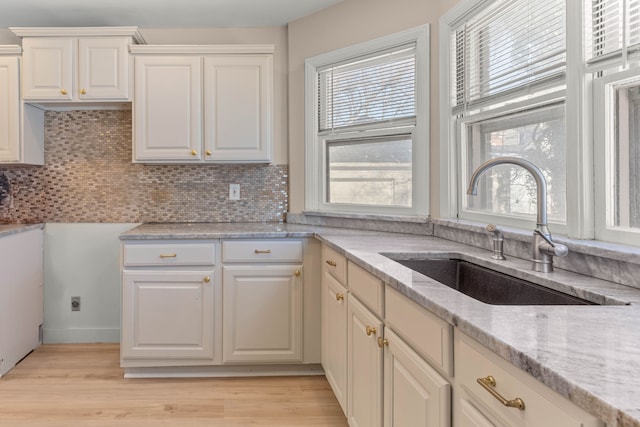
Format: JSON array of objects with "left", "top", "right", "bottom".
[{"left": 0, "top": 344, "right": 348, "bottom": 426}]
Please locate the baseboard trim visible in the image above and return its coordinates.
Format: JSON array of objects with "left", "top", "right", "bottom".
[
  {"left": 123, "top": 363, "right": 325, "bottom": 379},
  {"left": 43, "top": 328, "right": 120, "bottom": 344}
]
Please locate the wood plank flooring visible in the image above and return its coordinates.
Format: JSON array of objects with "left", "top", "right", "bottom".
[{"left": 0, "top": 344, "right": 348, "bottom": 426}]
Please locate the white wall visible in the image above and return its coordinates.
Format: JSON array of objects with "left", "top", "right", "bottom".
[
  {"left": 287, "top": 0, "right": 459, "bottom": 215},
  {"left": 44, "top": 223, "right": 137, "bottom": 343}
]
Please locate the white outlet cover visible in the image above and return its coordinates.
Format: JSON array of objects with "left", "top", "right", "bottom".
[{"left": 229, "top": 184, "right": 240, "bottom": 200}]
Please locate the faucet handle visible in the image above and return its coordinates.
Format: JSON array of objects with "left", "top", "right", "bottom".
[{"left": 534, "top": 229, "right": 569, "bottom": 258}]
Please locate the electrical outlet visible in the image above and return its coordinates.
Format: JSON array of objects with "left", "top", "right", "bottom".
[
  {"left": 229, "top": 184, "right": 240, "bottom": 200},
  {"left": 71, "top": 296, "right": 80, "bottom": 312}
]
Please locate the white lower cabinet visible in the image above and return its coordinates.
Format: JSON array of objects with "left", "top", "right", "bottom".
[
  {"left": 322, "top": 269, "right": 348, "bottom": 413},
  {"left": 347, "top": 295, "right": 384, "bottom": 427},
  {"left": 222, "top": 264, "right": 303, "bottom": 363},
  {"left": 383, "top": 327, "right": 450, "bottom": 427},
  {"left": 121, "top": 270, "right": 214, "bottom": 359},
  {"left": 454, "top": 331, "right": 604, "bottom": 427}
]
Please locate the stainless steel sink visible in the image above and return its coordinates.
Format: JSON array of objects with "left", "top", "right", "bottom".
[{"left": 390, "top": 257, "right": 597, "bottom": 305}]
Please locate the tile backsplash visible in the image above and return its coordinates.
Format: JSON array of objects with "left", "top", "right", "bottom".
[{"left": 0, "top": 110, "right": 288, "bottom": 223}]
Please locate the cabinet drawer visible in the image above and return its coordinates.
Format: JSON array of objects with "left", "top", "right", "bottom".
[
  {"left": 455, "top": 332, "right": 603, "bottom": 427},
  {"left": 222, "top": 239, "right": 302, "bottom": 263},
  {"left": 322, "top": 244, "right": 347, "bottom": 284},
  {"left": 385, "top": 286, "right": 453, "bottom": 377},
  {"left": 348, "top": 261, "right": 384, "bottom": 318},
  {"left": 123, "top": 242, "right": 216, "bottom": 266}
]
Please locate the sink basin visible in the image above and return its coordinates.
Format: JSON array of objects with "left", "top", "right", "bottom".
[{"left": 391, "top": 258, "right": 597, "bottom": 306}]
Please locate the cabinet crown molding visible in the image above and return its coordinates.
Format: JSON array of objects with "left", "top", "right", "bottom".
[
  {"left": 130, "top": 45, "right": 275, "bottom": 55},
  {"left": 9, "top": 27, "right": 145, "bottom": 44},
  {"left": 0, "top": 45, "right": 21, "bottom": 55}
]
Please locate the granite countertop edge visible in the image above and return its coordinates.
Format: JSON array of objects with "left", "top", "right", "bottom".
[
  {"left": 121, "top": 222, "right": 640, "bottom": 426},
  {"left": 0, "top": 223, "right": 45, "bottom": 238}
]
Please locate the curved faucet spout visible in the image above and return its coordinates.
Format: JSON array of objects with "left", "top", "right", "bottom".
[
  {"left": 466, "top": 157, "right": 549, "bottom": 234},
  {"left": 466, "top": 156, "right": 568, "bottom": 273}
]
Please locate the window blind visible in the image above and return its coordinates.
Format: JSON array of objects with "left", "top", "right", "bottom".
[
  {"left": 452, "top": 0, "right": 566, "bottom": 111},
  {"left": 318, "top": 44, "right": 416, "bottom": 133},
  {"left": 588, "top": 0, "right": 640, "bottom": 67}
]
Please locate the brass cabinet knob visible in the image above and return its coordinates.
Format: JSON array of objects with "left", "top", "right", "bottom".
[
  {"left": 80, "top": 89, "right": 86, "bottom": 95},
  {"left": 60, "top": 88, "right": 68, "bottom": 95},
  {"left": 377, "top": 337, "right": 388, "bottom": 348},
  {"left": 206, "top": 150, "right": 212, "bottom": 156},
  {"left": 335, "top": 293, "right": 344, "bottom": 301},
  {"left": 325, "top": 260, "right": 337, "bottom": 267},
  {"left": 366, "top": 326, "right": 376, "bottom": 336},
  {"left": 294, "top": 270, "right": 301, "bottom": 277},
  {"left": 204, "top": 276, "right": 211, "bottom": 283},
  {"left": 191, "top": 150, "right": 198, "bottom": 156},
  {"left": 476, "top": 376, "right": 525, "bottom": 410}
]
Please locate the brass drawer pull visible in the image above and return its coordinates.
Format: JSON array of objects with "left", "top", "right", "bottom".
[
  {"left": 294, "top": 270, "right": 301, "bottom": 277},
  {"left": 325, "top": 260, "right": 337, "bottom": 267},
  {"left": 377, "top": 337, "right": 388, "bottom": 348},
  {"left": 159, "top": 253, "right": 177, "bottom": 258},
  {"left": 204, "top": 276, "right": 211, "bottom": 283},
  {"left": 254, "top": 249, "right": 272, "bottom": 254},
  {"left": 335, "top": 293, "right": 344, "bottom": 301},
  {"left": 366, "top": 326, "right": 376, "bottom": 336},
  {"left": 476, "top": 376, "right": 525, "bottom": 410}
]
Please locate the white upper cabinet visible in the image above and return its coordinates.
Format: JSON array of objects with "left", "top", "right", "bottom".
[
  {"left": 134, "top": 56, "right": 203, "bottom": 161},
  {"left": 21, "top": 38, "right": 73, "bottom": 100},
  {"left": 78, "top": 38, "right": 130, "bottom": 100},
  {"left": 203, "top": 55, "right": 272, "bottom": 162},
  {"left": 131, "top": 45, "right": 274, "bottom": 164},
  {"left": 0, "top": 53, "right": 21, "bottom": 161},
  {"left": 0, "top": 47, "right": 44, "bottom": 165},
  {"left": 11, "top": 27, "right": 144, "bottom": 103}
]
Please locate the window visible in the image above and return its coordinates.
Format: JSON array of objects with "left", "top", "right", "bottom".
[
  {"left": 442, "top": 0, "right": 640, "bottom": 247},
  {"left": 592, "top": 0, "right": 640, "bottom": 245},
  {"left": 448, "top": 0, "right": 567, "bottom": 231},
  {"left": 305, "top": 26, "right": 429, "bottom": 217},
  {"left": 463, "top": 105, "right": 566, "bottom": 223}
]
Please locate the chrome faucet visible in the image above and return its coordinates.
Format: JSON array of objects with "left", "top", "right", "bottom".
[{"left": 466, "top": 157, "right": 568, "bottom": 273}]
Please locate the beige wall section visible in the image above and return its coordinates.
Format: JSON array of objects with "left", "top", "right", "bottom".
[
  {"left": 0, "top": 29, "right": 20, "bottom": 44},
  {"left": 287, "top": 0, "right": 459, "bottom": 216}
]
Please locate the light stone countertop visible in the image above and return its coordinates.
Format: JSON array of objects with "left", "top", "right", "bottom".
[
  {"left": 0, "top": 223, "right": 44, "bottom": 239},
  {"left": 121, "top": 222, "right": 640, "bottom": 426}
]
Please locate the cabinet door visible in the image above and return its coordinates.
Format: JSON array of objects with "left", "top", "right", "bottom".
[
  {"left": 121, "top": 270, "right": 214, "bottom": 359},
  {"left": 133, "top": 56, "right": 202, "bottom": 162},
  {"left": 22, "top": 38, "right": 73, "bottom": 100},
  {"left": 322, "top": 270, "right": 348, "bottom": 414},
  {"left": 203, "top": 55, "right": 272, "bottom": 162},
  {"left": 456, "top": 397, "right": 498, "bottom": 427},
  {"left": 347, "top": 295, "right": 383, "bottom": 427},
  {"left": 383, "top": 328, "right": 451, "bottom": 427},
  {"left": 223, "top": 265, "right": 303, "bottom": 363},
  {"left": 78, "top": 38, "right": 129, "bottom": 100},
  {"left": 0, "top": 57, "right": 20, "bottom": 162}
]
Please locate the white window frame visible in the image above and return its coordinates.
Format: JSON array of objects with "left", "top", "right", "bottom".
[
  {"left": 304, "top": 25, "right": 429, "bottom": 218},
  {"left": 594, "top": 68, "right": 640, "bottom": 245},
  {"left": 439, "top": 0, "right": 592, "bottom": 239}
]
